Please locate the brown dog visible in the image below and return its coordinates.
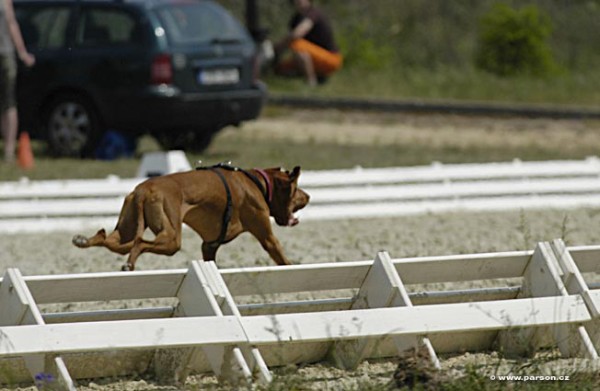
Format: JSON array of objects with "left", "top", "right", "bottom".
[{"left": 72, "top": 164, "right": 309, "bottom": 270}]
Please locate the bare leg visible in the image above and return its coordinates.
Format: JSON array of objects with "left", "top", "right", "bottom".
[
  {"left": 1, "top": 107, "right": 18, "bottom": 163},
  {"left": 294, "top": 51, "right": 317, "bottom": 87}
]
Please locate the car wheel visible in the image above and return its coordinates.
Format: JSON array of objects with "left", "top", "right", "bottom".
[
  {"left": 157, "top": 129, "right": 215, "bottom": 153},
  {"left": 44, "top": 94, "right": 102, "bottom": 157}
]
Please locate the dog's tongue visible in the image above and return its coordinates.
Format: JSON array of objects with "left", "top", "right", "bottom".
[{"left": 288, "top": 216, "right": 299, "bottom": 226}]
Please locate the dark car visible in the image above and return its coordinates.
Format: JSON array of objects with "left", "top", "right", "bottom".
[{"left": 15, "top": 0, "right": 267, "bottom": 157}]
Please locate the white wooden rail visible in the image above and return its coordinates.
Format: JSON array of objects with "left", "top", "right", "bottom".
[
  {"left": 2, "top": 240, "right": 600, "bottom": 389},
  {"left": 1, "top": 157, "right": 600, "bottom": 233}
]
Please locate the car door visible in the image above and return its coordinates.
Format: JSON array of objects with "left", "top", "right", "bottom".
[
  {"left": 15, "top": 2, "right": 73, "bottom": 136},
  {"left": 72, "top": 4, "right": 150, "bottom": 129}
]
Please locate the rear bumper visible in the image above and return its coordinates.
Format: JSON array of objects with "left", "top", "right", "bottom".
[{"left": 116, "top": 82, "right": 267, "bottom": 134}]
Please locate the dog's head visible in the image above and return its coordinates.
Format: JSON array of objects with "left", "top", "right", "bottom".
[{"left": 266, "top": 166, "right": 310, "bottom": 226}]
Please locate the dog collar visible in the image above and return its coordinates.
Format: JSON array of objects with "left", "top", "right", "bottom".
[{"left": 254, "top": 168, "right": 273, "bottom": 204}]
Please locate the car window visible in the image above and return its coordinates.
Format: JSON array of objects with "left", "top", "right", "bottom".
[
  {"left": 16, "top": 6, "right": 70, "bottom": 49},
  {"left": 77, "top": 8, "right": 144, "bottom": 47},
  {"left": 155, "top": 2, "right": 249, "bottom": 46}
]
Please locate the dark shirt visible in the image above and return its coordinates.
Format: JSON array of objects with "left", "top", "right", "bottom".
[{"left": 290, "top": 6, "right": 338, "bottom": 53}]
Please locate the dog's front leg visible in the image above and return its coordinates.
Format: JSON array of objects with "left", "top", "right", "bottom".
[
  {"left": 201, "top": 242, "right": 220, "bottom": 262},
  {"left": 247, "top": 216, "right": 292, "bottom": 266},
  {"left": 256, "top": 233, "right": 292, "bottom": 266}
]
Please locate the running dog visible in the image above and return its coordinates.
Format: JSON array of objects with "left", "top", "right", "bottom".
[{"left": 72, "top": 164, "right": 309, "bottom": 270}]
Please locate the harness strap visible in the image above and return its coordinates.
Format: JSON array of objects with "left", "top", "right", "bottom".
[
  {"left": 207, "top": 168, "right": 232, "bottom": 249},
  {"left": 240, "top": 170, "right": 268, "bottom": 205},
  {"left": 196, "top": 163, "right": 271, "bottom": 249}
]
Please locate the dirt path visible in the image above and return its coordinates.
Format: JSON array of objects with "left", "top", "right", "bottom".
[
  {"left": 3, "top": 208, "right": 600, "bottom": 390},
  {"left": 226, "top": 109, "right": 600, "bottom": 152}
]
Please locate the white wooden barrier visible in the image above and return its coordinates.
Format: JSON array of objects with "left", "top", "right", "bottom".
[
  {"left": 2, "top": 240, "right": 600, "bottom": 389},
  {"left": 2, "top": 158, "right": 600, "bottom": 233}
]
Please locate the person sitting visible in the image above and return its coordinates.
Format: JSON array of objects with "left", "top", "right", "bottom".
[{"left": 274, "top": 0, "right": 342, "bottom": 86}]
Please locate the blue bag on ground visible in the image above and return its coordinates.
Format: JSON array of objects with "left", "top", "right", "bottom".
[{"left": 95, "top": 130, "right": 137, "bottom": 160}]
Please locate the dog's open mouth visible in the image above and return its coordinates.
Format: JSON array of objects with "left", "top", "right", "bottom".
[
  {"left": 288, "top": 215, "right": 299, "bottom": 226},
  {"left": 277, "top": 213, "right": 299, "bottom": 227}
]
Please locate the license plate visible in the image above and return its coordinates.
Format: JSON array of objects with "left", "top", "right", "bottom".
[{"left": 198, "top": 68, "right": 239, "bottom": 85}]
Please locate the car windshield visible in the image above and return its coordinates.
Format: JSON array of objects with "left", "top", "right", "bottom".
[{"left": 156, "top": 2, "right": 249, "bottom": 46}]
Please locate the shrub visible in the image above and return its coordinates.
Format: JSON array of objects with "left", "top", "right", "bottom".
[
  {"left": 475, "top": 3, "right": 556, "bottom": 77},
  {"left": 337, "top": 23, "right": 394, "bottom": 70}
]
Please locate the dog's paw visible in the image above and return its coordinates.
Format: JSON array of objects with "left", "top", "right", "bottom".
[
  {"left": 121, "top": 263, "right": 133, "bottom": 272},
  {"left": 72, "top": 235, "right": 89, "bottom": 247}
]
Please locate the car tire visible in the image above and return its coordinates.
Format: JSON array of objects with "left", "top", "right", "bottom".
[
  {"left": 43, "top": 93, "right": 102, "bottom": 157},
  {"left": 157, "top": 129, "right": 215, "bottom": 153}
]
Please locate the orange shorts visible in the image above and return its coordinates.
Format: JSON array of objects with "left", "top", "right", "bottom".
[{"left": 280, "top": 38, "right": 343, "bottom": 76}]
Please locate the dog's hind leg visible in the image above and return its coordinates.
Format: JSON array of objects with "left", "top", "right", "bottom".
[
  {"left": 74, "top": 228, "right": 135, "bottom": 250},
  {"left": 123, "top": 222, "right": 181, "bottom": 271},
  {"left": 72, "top": 228, "right": 108, "bottom": 248},
  {"left": 72, "top": 193, "right": 140, "bottom": 254},
  {"left": 73, "top": 229, "right": 138, "bottom": 255},
  {"left": 122, "top": 189, "right": 183, "bottom": 271}
]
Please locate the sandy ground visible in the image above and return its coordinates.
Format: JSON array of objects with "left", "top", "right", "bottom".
[
  {"left": 2, "top": 111, "right": 600, "bottom": 389},
  {"left": 3, "top": 209, "right": 600, "bottom": 390}
]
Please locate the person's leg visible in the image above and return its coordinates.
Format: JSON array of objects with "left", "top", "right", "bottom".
[
  {"left": 1, "top": 54, "right": 18, "bottom": 163},
  {"left": 293, "top": 50, "right": 317, "bottom": 86},
  {"left": 289, "top": 39, "right": 342, "bottom": 84},
  {"left": 2, "top": 107, "right": 17, "bottom": 163},
  {"left": 1, "top": 109, "right": 7, "bottom": 160}
]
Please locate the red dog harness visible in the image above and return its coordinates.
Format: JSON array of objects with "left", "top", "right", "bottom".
[{"left": 254, "top": 168, "right": 273, "bottom": 204}]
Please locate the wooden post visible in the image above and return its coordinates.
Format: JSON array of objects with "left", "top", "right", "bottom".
[
  {"left": 154, "top": 261, "right": 252, "bottom": 384},
  {"left": 496, "top": 241, "right": 597, "bottom": 358},
  {"left": 329, "top": 252, "right": 440, "bottom": 370},
  {"left": 0, "top": 269, "right": 75, "bottom": 390},
  {"left": 201, "top": 262, "right": 271, "bottom": 384},
  {"left": 549, "top": 239, "right": 600, "bottom": 355}
]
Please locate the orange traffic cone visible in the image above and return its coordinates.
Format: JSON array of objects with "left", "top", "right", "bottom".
[{"left": 17, "top": 131, "right": 34, "bottom": 170}]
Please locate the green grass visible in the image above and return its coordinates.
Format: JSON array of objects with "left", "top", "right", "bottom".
[
  {"left": 265, "top": 66, "right": 600, "bottom": 108},
  {"left": 1, "top": 130, "right": 598, "bottom": 181}
]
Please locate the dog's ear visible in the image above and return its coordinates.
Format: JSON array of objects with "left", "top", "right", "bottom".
[{"left": 289, "top": 166, "right": 301, "bottom": 181}]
